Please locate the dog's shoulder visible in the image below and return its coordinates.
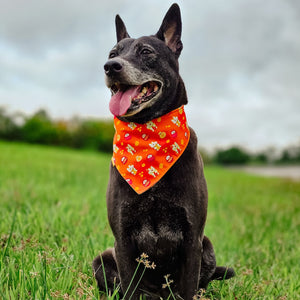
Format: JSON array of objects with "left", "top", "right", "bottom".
[{"left": 186, "top": 126, "right": 199, "bottom": 155}]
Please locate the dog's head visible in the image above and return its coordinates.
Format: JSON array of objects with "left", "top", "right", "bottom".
[{"left": 104, "top": 3, "right": 187, "bottom": 123}]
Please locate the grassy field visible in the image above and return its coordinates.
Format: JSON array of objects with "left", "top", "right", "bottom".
[{"left": 0, "top": 141, "right": 299, "bottom": 299}]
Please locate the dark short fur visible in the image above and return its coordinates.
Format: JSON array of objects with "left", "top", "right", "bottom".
[{"left": 93, "top": 4, "right": 234, "bottom": 299}]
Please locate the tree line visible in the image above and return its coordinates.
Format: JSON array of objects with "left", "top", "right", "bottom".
[
  {"left": 201, "top": 146, "right": 300, "bottom": 165},
  {"left": 1, "top": 107, "right": 299, "bottom": 164},
  {"left": 0, "top": 107, "right": 114, "bottom": 152}
]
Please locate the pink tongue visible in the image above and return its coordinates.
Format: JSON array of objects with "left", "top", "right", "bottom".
[{"left": 109, "top": 86, "right": 140, "bottom": 116}]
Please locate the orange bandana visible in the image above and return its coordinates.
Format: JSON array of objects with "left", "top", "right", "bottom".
[{"left": 112, "top": 106, "right": 190, "bottom": 194}]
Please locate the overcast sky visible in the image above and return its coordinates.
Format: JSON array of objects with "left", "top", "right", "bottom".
[{"left": 1, "top": 0, "right": 299, "bottom": 150}]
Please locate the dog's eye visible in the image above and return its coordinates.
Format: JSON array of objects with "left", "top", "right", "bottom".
[
  {"left": 140, "top": 48, "right": 152, "bottom": 55},
  {"left": 109, "top": 52, "right": 117, "bottom": 59}
]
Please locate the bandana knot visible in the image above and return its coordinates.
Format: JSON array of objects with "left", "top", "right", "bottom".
[{"left": 112, "top": 106, "right": 190, "bottom": 194}]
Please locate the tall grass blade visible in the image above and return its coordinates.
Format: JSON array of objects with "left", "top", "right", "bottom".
[
  {"left": 42, "top": 253, "right": 47, "bottom": 300},
  {"left": 1, "top": 209, "right": 17, "bottom": 261},
  {"left": 129, "top": 266, "right": 146, "bottom": 300},
  {"left": 165, "top": 279, "right": 176, "bottom": 300},
  {"left": 122, "top": 262, "right": 141, "bottom": 300},
  {"left": 98, "top": 252, "right": 109, "bottom": 297},
  {"left": 111, "top": 283, "right": 121, "bottom": 299}
]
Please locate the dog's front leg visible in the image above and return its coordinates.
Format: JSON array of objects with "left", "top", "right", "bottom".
[
  {"left": 114, "top": 242, "right": 142, "bottom": 300},
  {"left": 178, "top": 240, "right": 202, "bottom": 299}
]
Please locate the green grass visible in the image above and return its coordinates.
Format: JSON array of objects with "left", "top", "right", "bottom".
[{"left": 0, "top": 141, "right": 299, "bottom": 299}]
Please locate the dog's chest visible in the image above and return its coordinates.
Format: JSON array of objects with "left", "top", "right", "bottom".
[{"left": 119, "top": 195, "right": 190, "bottom": 259}]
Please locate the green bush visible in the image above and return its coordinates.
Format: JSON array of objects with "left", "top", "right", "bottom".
[
  {"left": 277, "top": 148, "right": 300, "bottom": 164},
  {"left": 214, "top": 147, "right": 250, "bottom": 165},
  {"left": 0, "top": 108, "right": 22, "bottom": 140},
  {"left": 22, "top": 116, "right": 56, "bottom": 145},
  {"left": 71, "top": 119, "right": 114, "bottom": 152},
  {"left": 254, "top": 152, "right": 268, "bottom": 163}
]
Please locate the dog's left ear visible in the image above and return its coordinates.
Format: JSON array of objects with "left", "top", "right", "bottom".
[
  {"left": 156, "top": 3, "right": 183, "bottom": 58},
  {"left": 115, "top": 15, "right": 130, "bottom": 42}
]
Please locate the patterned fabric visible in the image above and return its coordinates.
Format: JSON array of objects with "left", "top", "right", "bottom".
[{"left": 112, "top": 106, "right": 190, "bottom": 194}]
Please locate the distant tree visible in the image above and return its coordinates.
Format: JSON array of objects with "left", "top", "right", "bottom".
[
  {"left": 33, "top": 109, "right": 50, "bottom": 121},
  {"left": 0, "top": 107, "right": 21, "bottom": 140},
  {"left": 253, "top": 152, "right": 268, "bottom": 163},
  {"left": 214, "top": 147, "right": 250, "bottom": 165},
  {"left": 279, "top": 150, "right": 291, "bottom": 163},
  {"left": 53, "top": 120, "right": 72, "bottom": 146},
  {"left": 71, "top": 119, "right": 114, "bottom": 152},
  {"left": 277, "top": 145, "right": 300, "bottom": 164},
  {"left": 199, "top": 147, "right": 213, "bottom": 164},
  {"left": 21, "top": 110, "right": 57, "bottom": 144}
]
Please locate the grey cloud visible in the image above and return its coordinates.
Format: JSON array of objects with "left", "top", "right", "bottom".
[
  {"left": 1, "top": 1, "right": 114, "bottom": 54},
  {"left": 0, "top": 0, "right": 299, "bottom": 149}
]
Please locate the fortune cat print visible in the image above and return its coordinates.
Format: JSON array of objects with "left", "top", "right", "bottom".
[{"left": 93, "top": 3, "right": 235, "bottom": 299}]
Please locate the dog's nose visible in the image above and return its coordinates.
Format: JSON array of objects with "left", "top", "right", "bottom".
[{"left": 104, "top": 60, "right": 123, "bottom": 76}]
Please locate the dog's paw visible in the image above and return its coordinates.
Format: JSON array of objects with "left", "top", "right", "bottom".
[{"left": 211, "top": 266, "right": 235, "bottom": 281}]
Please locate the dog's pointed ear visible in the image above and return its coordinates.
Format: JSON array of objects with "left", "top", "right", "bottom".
[
  {"left": 115, "top": 15, "right": 130, "bottom": 42},
  {"left": 156, "top": 3, "right": 183, "bottom": 58}
]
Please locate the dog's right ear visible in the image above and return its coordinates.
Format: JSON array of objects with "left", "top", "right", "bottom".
[
  {"left": 115, "top": 15, "right": 130, "bottom": 42},
  {"left": 156, "top": 3, "right": 183, "bottom": 58}
]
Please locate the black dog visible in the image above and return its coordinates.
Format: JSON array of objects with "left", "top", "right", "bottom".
[{"left": 93, "top": 4, "right": 234, "bottom": 299}]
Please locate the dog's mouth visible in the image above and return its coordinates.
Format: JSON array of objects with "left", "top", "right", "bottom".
[{"left": 109, "top": 81, "right": 162, "bottom": 117}]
